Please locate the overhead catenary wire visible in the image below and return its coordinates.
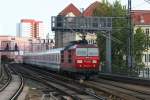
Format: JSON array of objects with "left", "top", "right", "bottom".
[
  {"left": 132, "top": 1, "right": 148, "bottom": 9},
  {"left": 65, "top": 20, "right": 123, "bottom": 44},
  {"left": 129, "top": 0, "right": 150, "bottom": 10},
  {"left": 144, "top": 0, "right": 150, "bottom": 4}
]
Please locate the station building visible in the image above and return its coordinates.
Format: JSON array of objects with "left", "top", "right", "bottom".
[
  {"left": 132, "top": 10, "right": 150, "bottom": 67},
  {"left": 0, "top": 36, "right": 29, "bottom": 63},
  {"left": 16, "top": 19, "right": 48, "bottom": 39},
  {"left": 0, "top": 36, "right": 54, "bottom": 63},
  {"left": 55, "top": 2, "right": 99, "bottom": 48}
]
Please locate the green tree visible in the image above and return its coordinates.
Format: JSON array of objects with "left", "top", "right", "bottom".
[
  {"left": 93, "top": 0, "right": 112, "bottom": 16},
  {"left": 94, "top": 0, "right": 128, "bottom": 68},
  {"left": 94, "top": 0, "right": 146, "bottom": 70},
  {"left": 134, "top": 27, "right": 148, "bottom": 67}
]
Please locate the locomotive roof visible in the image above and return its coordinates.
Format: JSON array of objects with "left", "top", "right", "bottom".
[
  {"left": 66, "top": 44, "right": 97, "bottom": 49},
  {"left": 24, "top": 44, "right": 98, "bottom": 56},
  {"left": 24, "top": 48, "right": 64, "bottom": 56}
]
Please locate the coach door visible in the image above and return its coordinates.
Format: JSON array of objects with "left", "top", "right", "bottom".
[
  {"left": 68, "top": 50, "right": 72, "bottom": 63},
  {"left": 61, "top": 50, "right": 64, "bottom": 63}
]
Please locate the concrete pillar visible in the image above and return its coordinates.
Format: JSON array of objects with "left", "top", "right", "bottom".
[{"left": 106, "top": 31, "right": 112, "bottom": 73}]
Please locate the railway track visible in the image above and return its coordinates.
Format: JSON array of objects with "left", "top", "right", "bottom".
[
  {"left": 0, "top": 64, "right": 12, "bottom": 92},
  {"left": 0, "top": 65, "right": 3, "bottom": 81},
  {"left": 12, "top": 63, "right": 150, "bottom": 100},
  {"left": 12, "top": 64, "right": 107, "bottom": 100},
  {"left": 0, "top": 64, "right": 24, "bottom": 100},
  {"left": 21, "top": 64, "right": 121, "bottom": 100},
  {"left": 85, "top": 78, "right": 150, "bottom": 100}
]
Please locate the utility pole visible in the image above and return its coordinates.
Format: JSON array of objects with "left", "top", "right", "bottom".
[
  {"left": 80, "top": 8, "right": 87, "bottom": 41},
  {"left": 106, "top": 31, "right": 112, "bottom": 73},
  {"left": 127, "top": 0, "right": 134, "bottom": 68}
]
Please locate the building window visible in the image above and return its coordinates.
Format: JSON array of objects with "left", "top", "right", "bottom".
[
  {"left": 149, "top": 54, "right": 150, "bottom": 62},
  {"left": 146, "top": 28, "right": 149, "bottom": 35},
  {"left": 145, "top": 54, "right": 148, "bottom": 62},
  {"left": 145, "top": 28, "right": 149, "bottom": 49},
  {"left": 92, "top": 40, "right": 94, "bottom": 44}
]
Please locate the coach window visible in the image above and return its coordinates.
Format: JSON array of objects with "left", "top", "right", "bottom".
[
  {"left": 58, "top": 54, "right": 59, "bottom": 62},
  {"left": 61, "top": 51, "right": 64, "bottom": 63},
  {"left": 52, "top": 54, "right": 54, "bottom": 62},
  {"left": 55, "top": 53, "right": 58, "bottom": 62},
  {"left": 68, "top": 50, "right": 72, "bottom": 63}
]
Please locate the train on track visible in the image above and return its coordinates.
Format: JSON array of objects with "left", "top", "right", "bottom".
[{"left": 23, "top": 40, "right": 100, "bottom": 79}]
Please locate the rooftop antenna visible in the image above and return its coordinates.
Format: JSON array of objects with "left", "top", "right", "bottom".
[{"left": 80, "top": 8, "right": 87, "bottom": 43}]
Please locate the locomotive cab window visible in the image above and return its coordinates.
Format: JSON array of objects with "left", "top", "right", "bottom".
[
  {"left": 88, "top": 48, "right": 99, "bottom": 56},
  {"left": 76, "top": 48, "right": 99, "bottom": 56},
  {"left": 76, "top": 48, "right": 87, "bottom": 56}
]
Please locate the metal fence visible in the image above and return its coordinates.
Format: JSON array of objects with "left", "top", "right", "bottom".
[{"left": 100, "top": 66, "right": 150, "bottom": 79}]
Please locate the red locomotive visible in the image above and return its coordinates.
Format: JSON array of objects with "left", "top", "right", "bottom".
[{"left": 23, "top": 40, "right": 100, "bottom": 79}]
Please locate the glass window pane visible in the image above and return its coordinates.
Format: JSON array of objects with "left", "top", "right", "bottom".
[
  {"left": 88, "top": 48, "right": 99, "bottom": 56},
  {"left": 149, "top": 54, "right": 150, "bottom": 62},
  {"left": 76, "top": 48, "right": 87, "bottom": 56}
]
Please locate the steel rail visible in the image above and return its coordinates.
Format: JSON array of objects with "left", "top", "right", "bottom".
[
  {"left": 92, "top": 75, "right": 150, "bottom": 99},
  {"left": 0, "top": 65, "right": 5, "bottom": 82},
  {"left": 0, "top": 64, "right": 12, "bottom": 92},
  {"left": 23, "top": 64, "right": 150, "bottom": 100},
  {"left": 12, "top": 65, "right": 82, "bottom": 100},
  {"left": 8, "top": 65, "right": 24, "bottom": 100},
  {"left": 94, "top": 78, "right": 150, "bottom": 95},
  {"left": 13, "top": 64, "right": 106, "bottom": 100}
]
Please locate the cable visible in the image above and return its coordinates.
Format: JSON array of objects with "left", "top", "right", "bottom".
[
  {"left": 98, "top": 32, "right": 123, "bottom": 44},
  {"left": 144, "top": 0, "right": 150, "bottom": 4},
  {"left": 132, "top": 1, "right": 148, "bottom": 9}
]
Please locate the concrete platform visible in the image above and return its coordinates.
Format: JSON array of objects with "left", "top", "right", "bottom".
[{"left": 0, "top": 75, "right": 21, "bottom": 100}]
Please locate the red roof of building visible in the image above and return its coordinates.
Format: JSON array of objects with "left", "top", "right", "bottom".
[
  {"left": 59, "top": 3, "right": 81, "bottom": 16},
  {"left": 35, "top": 21, "right": 43, "bottom": 23},
  {"left": 59, "top": 2, "right": 150, "bottom": 25},
  {"left": 132, "top": 10, "right": 150, "bottom": 25},
  {"left": 83, "top": 1, "right": 100, "bottom": 16},
  {"left": 21, "top": 19, "right": 35, "bottom": 23},
  {"left": 21, "top": 19, "right": 43, "bottom": 24}
]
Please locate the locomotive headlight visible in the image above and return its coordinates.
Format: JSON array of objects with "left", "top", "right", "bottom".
[
  {"left": 77, "top": 60, "right": 83, "bottom": 63},
  {"left": 92, "top": 60, "right": 97, "bottom": 63}
]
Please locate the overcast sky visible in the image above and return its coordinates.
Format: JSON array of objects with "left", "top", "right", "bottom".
[{"left": 0, "top": 0, "right": 150, "bottom": 37}]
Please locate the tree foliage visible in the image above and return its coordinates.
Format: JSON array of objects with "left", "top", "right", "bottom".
[
  {"left": 134, "top": 27, "right": 148, "bottom": 67},
  {"left": 93, "top": 0, "right": 147, "bottom": 69}
]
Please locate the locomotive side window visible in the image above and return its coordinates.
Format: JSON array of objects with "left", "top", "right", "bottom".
[
  {"left": 88, "top": 48, "right": 99, "bottom": 56},
  {"left": 76, "top": 48, "right": 87, "bottom": 56},
  {"left": 68, "top": 50, "right": 72, "bottom": 63},
  {"left": 57, "top": 54, "right": 60, "bottom": 62},
  {"left": 56, "top": 54, "right": 58, "bottom": 62},
  {"left": 61, "top": 51, "right": 64, "bottom": 63}
]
